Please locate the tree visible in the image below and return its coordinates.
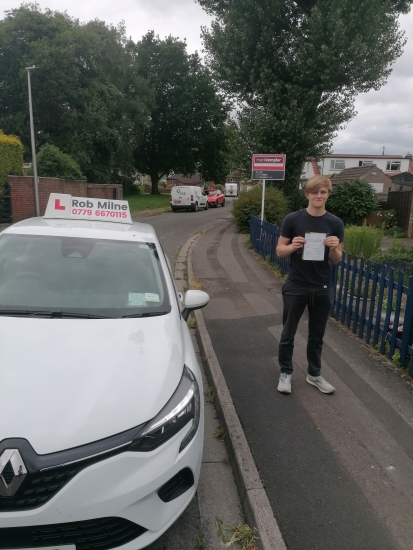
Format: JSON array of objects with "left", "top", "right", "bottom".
[
  {"left": 0, "top": 130, "right": 23, "bottom": 189},
  {"left": 133, "top": 32, "right": 228, "bottom": 194},
  {"left": 198, "top": 0, "right": 411, "bottom": 206},
  {"left": 0, "top": 5, "right": 151, "bottom": 183},
  {"left": 327, "top": 179, "right": 378, "bottom": 225},
  {"left": 34, "top": 144, "right": 86, "bottom": 180}
]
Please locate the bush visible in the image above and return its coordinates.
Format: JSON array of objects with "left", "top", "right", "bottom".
[
  {"left": 383, "top": 226, "right": 406, "bottom": 238},
  {"left": 327, "top": 179, "right": 378, "bottom": 225},
  {"left": 0, "top": 130, "right": 23, "bottom": 189},
  {"left": 127, "top": 183, "right": 145, "bottom": 195},
  {"left": 232, "top": 186, "right": 289, "bottom": 233},
  {"left": 365, "top": 209, "right": 398, "bottom": 229},
  {"left": 371, "top": 239, "right": 413, "bottom": 279},
  {"left": 343, "top": 225, "right": 384, "bottom": 259},
  {"left": 32, "top": 144, "right": 86, "bottom": 180}
]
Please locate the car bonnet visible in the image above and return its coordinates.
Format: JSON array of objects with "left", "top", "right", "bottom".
[{"left": 0, "top": 314, "right": 184, "bottom": 454}]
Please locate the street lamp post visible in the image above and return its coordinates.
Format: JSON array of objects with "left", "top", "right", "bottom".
[{"left": 26, "top": 65, "right": 40, "bottom": 216}]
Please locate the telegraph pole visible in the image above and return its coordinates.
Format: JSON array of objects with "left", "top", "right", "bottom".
[{"left": 26, "top": 65, "right": 40, "bottom": 216}]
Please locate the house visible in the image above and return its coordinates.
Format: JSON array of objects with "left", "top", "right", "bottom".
[
  {"left": 166, "top": 173, "right": 202, "bottom": 188},
  {"left": 302, "top": 153, "right": 413, "bottom": 181},
  {"left": 226, "top": 170, "right": 242, "bottom": 185},
  {"left": 330, "top": 165, "right": 394, "bottom": 201},
  {"left": 389, "top": 171, "right": 413, "bottom": 191}
]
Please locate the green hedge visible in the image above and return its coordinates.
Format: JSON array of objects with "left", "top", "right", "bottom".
[
  {"left": 232, "top": 186, "right": 289, "bottom": 233},
  {"left": 0, "top": 130, "right": 23, "bottom": 189},
  {"left": 32, "top": 144, "right": 86, "bottom": 180},
  {"left": 327, "top": 179, "right": 378, "bottom": 225}
]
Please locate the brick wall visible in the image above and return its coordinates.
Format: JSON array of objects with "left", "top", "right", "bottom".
[{"left": 8, "top": 176, "right": 123, "bottom": 222}]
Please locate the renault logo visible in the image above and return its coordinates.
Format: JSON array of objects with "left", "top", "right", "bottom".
[{"left": 0, "top": 449, "right": 27, "bottom": 497}]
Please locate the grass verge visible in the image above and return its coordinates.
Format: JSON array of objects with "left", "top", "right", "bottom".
[{"left": 125, "top": 193, "right": 170, "bottom": 212}]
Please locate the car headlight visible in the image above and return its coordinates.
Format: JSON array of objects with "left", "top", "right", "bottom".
[{"left": 129, "top": 366, "right": 200, "bottom": 453}]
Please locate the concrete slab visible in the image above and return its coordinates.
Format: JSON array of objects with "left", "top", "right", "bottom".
[
  {"left": 242, "top": 293, "right": 279, "bottom": 315},
  {"left": 203, "top": 297, "right": 241, "bottom": 320},
  {"left": 197, "top": 463, "right": 244, "bottom": 549}
]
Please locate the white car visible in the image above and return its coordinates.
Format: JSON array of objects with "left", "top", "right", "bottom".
[
  {"left": 170, "top": 186, "right": 208, "bottom": 212},
  {"left": 0, "top": 194, "right": 209, "bottom": 549}
]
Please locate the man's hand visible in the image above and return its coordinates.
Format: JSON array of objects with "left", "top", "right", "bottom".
[
  {"left": 324, "top": 236, "right": 339, "bottom": 250},
  {"left": 324, "top": 236, "right": 342, "bottom": 265},
  {"left": 291, "top": 236, "right": 306, "bottom": 250},
  {"left": 276, "top": 235, "right": 306, "bottom": 257}
]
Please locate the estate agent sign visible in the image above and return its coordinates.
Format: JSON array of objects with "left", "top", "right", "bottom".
[
  {"left": 252, "top": 154, "right": 286, "bottom": 221},
  {"left": 252, "top": 154, "right": 286, "bottom": 181}
]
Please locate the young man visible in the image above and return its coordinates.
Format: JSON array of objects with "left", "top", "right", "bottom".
[{"left": 276, "top": 175, "right": 344, "bottom": 394}]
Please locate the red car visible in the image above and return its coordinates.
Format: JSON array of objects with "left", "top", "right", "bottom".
[{"left": 206, "top": 190, "right": 225, "bottom": 207}]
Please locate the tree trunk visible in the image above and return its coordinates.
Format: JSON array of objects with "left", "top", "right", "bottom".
[{"left": 150, "top": 172, "right": 161, "bottom": 194}]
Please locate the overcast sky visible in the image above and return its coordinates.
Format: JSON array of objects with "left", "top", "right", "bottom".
[{"left": 2, "top": 1, "right": 412, "bottom": 156}]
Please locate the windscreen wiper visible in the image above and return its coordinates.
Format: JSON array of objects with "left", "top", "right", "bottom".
[
  {"left": 122, "top": 311, "right": 169, "bottom": 318},
  {"left": 0, "top": 310, "right": 110, "bottom": 319}
]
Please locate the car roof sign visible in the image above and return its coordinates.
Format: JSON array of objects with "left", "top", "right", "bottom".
[{"left": 44, "top": 193, "right": 132, "bottom": 224}]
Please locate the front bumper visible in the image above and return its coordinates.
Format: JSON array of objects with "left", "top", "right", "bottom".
[{"left": 0, "top": 418, "right": 204, "bottom": 550}]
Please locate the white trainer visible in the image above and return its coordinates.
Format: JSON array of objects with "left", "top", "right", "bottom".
[
  {"left": 306, "top": 375, "right": 335, "bottom": 394},
  {"left": 277, "top": 373, "right": 292, "bottom": 394}
]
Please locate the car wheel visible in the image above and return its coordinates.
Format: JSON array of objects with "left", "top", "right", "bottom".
[
  {"left": 221, "top": 200, "right": 225, "bottom": 207},
  {"left": 171, "top": 207, "right": 177, "bottom": 212},
  {"left": 214, "top": 201, "right": 218, "bottom": 208},
  {"left": 205, "top": 201, "right": 209, "bottom": 210},
  {"left": 192, "top": 202, "right": 198, "bottom": 212}
]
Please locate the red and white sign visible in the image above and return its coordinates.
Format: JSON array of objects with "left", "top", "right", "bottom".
[
  {"left": 252, "top": 154, "right": 286, "bottom": 180},
  {"left": 44, "top": 193, "right": 132, "bottom": 224}
]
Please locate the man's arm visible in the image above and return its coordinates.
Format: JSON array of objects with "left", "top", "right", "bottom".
[
  {"left": 324, "top": 236, "right": 342, "bottom": 265},
  {"left": 276, "top": 235, "right": 306, "bottom": 258}
]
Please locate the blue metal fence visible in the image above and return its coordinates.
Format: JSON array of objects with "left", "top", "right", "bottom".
[{"left": 250, "top": 215, "right": 413, "bottom": 375}]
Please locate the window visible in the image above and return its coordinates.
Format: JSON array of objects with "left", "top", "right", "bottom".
[
  {"left": 330, "top": 160, "right": 345, "bottom": 170},
  {"left": 370, "top": 183, "right": 384, "bottom": 194},
  {"left": 0, "top": 235, "right": 170, "bottom": 317},
  {"left": 358, "top": 161, "right": 373, "bottom": 166},
  {"left": 230, "top": 178, "right": 235, "bottom": 182},
  {"left": 386, "top": 161, "right": 401, "bottom": 171}
]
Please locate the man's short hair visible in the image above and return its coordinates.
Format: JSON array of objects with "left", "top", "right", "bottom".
[{"left": 304, "top": 175, "right": 332, "bottom": 194}]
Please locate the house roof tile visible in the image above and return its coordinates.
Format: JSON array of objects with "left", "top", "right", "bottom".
[{"left": 330, "top": 165, "right": 374, "bottom": 183}]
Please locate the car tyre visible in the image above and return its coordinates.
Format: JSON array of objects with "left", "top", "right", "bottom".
[
  {"left": 192, "top": 202, "right": 198, "bottom": 212},
  {"left": 171, "top": 207, "right": 177, "bottom": 212},
  {"left": 221, "top": 200, "right": 225, "bottom": 207},
  {"left": 205, "top": 201, "right": 209, "bottom": 210}
]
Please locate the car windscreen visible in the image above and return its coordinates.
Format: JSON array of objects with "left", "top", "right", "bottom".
[
  {"left": 208, "top": 191, "right": 218, "bottom": 195},
  {"left": 0, "top": 234, "right": 170, "bottom": 318}
]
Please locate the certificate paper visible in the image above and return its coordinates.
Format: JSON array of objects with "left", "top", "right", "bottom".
[{"left": 303, "top": 232, "right": 326, "bottom": 261}]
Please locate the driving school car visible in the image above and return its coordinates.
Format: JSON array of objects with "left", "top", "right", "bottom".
[{"left": 0, "top": 194, "right": 209, "bottom": 550}]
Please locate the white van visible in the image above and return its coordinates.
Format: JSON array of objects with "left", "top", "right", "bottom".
[
  {"left": 225, "top": 183, "right": 238, "bottom": 197},
  {"left": 170, "top": 186, "right": 208, "bottom": 212}
]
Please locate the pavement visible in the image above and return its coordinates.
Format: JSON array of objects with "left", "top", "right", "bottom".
[
  {"left": 174, "top": 233, "right": 245, "bottom": 550},
  {"left": 187, "top": 221, "right": 413, "bottom": 550}
]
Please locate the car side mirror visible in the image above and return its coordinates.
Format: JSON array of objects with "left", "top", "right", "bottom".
[{"left": 182, "top": 290, "right": 209, "bottom": 321}]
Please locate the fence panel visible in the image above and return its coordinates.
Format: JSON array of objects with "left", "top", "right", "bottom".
[
  {"left": 387, "top": 190, "right": 412, "bottom": 232},
  {"left": 250, "top": 215, "right": 413, "bottom": 375}
]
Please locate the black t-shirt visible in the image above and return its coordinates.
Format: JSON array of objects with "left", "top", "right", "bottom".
[{"left": 280, "top": 209, "right": 344, "bottom": 287}]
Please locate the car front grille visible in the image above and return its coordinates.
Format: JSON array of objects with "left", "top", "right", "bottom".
[
  {"left": 0, "top": 446, "right": 125, "bottom": 512},
  {"left": 0, "top": 517, "right": 147, "bottom": 550}
]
